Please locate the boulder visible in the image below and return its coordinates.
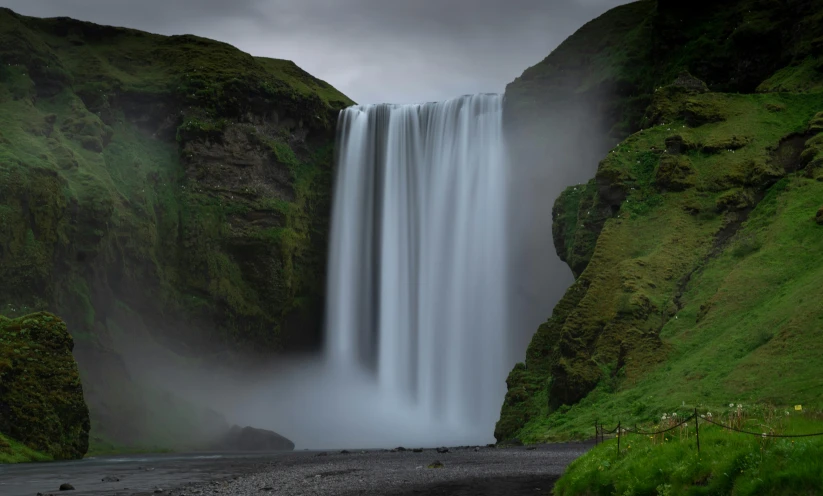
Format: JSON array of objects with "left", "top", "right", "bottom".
[
  {"left": 655, "top": 155, "right": 695, "bottom": 192},
  {"left": 212, "top": 425, "right": 294, "bottom": 452},
  {"left": 671, "top": 71, "right": 709, "bottom": 93}
]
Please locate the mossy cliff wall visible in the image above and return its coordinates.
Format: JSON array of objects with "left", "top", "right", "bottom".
[
  {"left": 0, "top": 313, "right": 90, "bottom": 461},
  {"left": 0, "top": 8, "right": 353, "bottom": 447},
  {"left": 497, "top": 0, "right": 823, "bottom": 442}
]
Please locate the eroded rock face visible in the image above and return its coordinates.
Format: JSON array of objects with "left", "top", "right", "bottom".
[{"left": 0, "top": 313, "right": 90, "bottom": 460}]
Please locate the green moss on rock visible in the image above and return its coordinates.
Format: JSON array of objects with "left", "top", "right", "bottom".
[
  {"left": 0, "top": 7, "right": 354, "bottom": 451},
  {"left": 507, "top": 0, "right": 823, "bottom": 142},
  {"left": 498, "top": 88, "right": 823, "bottom": 443},
  {"left": 0, "top": 312, "right": 90, "bottom": 460},
  {"left": 552, "top": 180, "right": 612, "bottom": 278},
  {"left": 655, "top": 155, "right": 695, "bottom": 192}
]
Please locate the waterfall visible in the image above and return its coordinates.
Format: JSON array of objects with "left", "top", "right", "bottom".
[{"left": 325, "top": 94, "right": 508, "bottom": 440}]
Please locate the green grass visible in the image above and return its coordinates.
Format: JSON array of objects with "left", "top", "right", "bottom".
[
  {"left": 556, "top": 407, "right": 823, "bottom": 495},
  {"left": 507, "top": 0, "right": 823, "bottom": 140},
  {"left": 0, "top": 433, "right": 52, "bottom": 464},
  {"left": 496, "top": 89, "right": 823, "bottom": 443}
]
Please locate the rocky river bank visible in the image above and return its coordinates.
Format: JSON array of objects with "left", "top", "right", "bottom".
[{"left": 2, "top": 443, "right": 590, "bottom": 496}]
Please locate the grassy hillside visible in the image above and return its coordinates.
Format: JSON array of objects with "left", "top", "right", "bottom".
[
  {"left": 0, "top": 7, "right": 353, "bottom": 452},
  {"left": 497, "top": 0, "right": 823, "bottom": 444},
  {"left": 506, "top": 0, "right": 823, "bottom": 140},
  {"left": 556, "top": 407, "right": 823, "bottom": 495}
]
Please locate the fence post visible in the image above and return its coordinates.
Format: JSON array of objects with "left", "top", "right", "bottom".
[
  {"left": 617, "top": 421, "right": 621, "bottom": 457},
  {"left": 694, "top": 408, "right": 700, "bottom": 455},
  {"left": 594, "top": 420, "right": 598, "bottom": 446}
]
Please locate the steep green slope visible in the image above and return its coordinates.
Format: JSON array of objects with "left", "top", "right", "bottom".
[
  {"left": 497, "top": 0, "right": 823, "bottom": 443},
  {"left": 0, "top": 8, "right": 353, "bottom": 450},
  {"left": 506, "top": 0, "right": 823, "bottom": 140}
]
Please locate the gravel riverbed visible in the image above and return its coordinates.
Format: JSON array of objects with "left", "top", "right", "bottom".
[
  {"left": 5, "top": 443, "right": 589, "bottom": 496},
  {"left": 124, "top": 443, "right": 589, "bottom": 496}
]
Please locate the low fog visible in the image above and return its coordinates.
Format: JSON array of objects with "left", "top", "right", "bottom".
[{"left": 99, "top": 93, "right": 610, "bottom": 451}]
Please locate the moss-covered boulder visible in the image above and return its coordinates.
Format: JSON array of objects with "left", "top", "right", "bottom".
[
  {"left": 655, "top": 155, "right": 695, "bottom": 192},
  {"left": 0, "top": 312, "right": 90, "bottom": 460}
]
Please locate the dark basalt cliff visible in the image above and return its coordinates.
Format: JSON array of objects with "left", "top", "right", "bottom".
[
  {"left": 498, "top": 0, "right": 823, "bottom": 442},
  {"left": 0, "top": 8, "right": 353, "bottom": 452}
]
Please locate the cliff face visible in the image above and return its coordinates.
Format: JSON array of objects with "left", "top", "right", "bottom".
[
  {"left": 0, "top": 313, "right": 90, "bottom": 461},
  {"left": 497, "top": 0, "right": 823, "bottom": 442},
  {"left": 0, "top": 8, "right": 353, "bottom": 449}
]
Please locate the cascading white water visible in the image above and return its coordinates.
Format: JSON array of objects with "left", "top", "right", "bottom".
[{"left": 325, "top": 94, "right": 508, "bottom": 441}]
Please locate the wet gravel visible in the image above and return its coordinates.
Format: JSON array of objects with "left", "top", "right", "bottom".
[
  {"left": 3, "top": 443, "right": 589, "bottom": 496},
  {"left": 124, "top": 443, "right": 590, "bottom": 496}
]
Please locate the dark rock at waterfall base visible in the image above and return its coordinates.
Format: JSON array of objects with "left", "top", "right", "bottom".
[
  {"left": 211, "top": 425, "right": 295, "bottom": 452},
  {"left": 101, "top": 476, "right": 120, "bottom": 482},
  {"left": 436, "top": 447, "right": 450, "bottom": 454},
  {"left": 59, "top": 483, "right": 75, "bottom": 491}
]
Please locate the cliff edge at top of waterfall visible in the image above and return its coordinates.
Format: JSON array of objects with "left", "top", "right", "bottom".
[
  {"left": 0, "top": 7, "right": 351, "bottom": 455},
  {"left": 498, "top": 0, "right": 823, "bottom": 444}
]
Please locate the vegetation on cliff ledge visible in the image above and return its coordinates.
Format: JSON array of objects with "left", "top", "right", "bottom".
[
  {"left": 0, "top": 313, "right": 90, "bottom": 462},
  {"left": 498, "top": 0, "right": 823, "bottom": 445}
]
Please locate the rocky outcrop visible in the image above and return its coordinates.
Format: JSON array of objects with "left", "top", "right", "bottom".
[
  {"left": 654, "top": 155, "right": 695, "bottom": 192},
  {"left": 0, "top": 313, "right": 90, "bottom": 460},
  {"left": 213, "top": 426, "right": 295, "bottom": 452}
]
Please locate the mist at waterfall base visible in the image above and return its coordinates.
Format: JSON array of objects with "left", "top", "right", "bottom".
[
  {"left": 222, "top": 93, "right": 603, "bottom": 450},
  {"left": 118, "top": 93, "right": 606, "bottom": 451},
  {"left": 222, "top": 95, "right": 508, "bottom": 449}
]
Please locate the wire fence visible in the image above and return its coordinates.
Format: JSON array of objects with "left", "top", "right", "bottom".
[{"left": 594, "top": 408, "right": 823, "bottom": 456}]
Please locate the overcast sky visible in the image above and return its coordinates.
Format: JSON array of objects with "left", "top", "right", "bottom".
[{"left": 2, "top": 0, "right": 631, "bottom": 104}]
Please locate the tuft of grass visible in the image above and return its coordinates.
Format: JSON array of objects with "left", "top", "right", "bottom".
[{"left": 0, "top": 433, "right": 52, "bottom": 464}]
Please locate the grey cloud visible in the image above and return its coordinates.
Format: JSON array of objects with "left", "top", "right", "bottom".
[{"left": 1, "top": 0, "right": 631, "bottom": 103}]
